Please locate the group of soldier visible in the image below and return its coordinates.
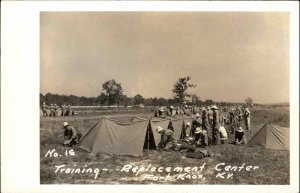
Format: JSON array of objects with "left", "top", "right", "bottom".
[
  {"left": 41, "top": 102, "right": 73, "bottom": 117},
  {"left": 155, "top": 105, "right": 251, "bottom": 152}
]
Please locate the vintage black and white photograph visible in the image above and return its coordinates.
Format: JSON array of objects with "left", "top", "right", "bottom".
[{"left": 38, "top": 11, "right": 293, "bottom": 185}]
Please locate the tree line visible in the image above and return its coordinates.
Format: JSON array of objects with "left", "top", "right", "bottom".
[{"left": 40, "top": 76, "right": 253, "bottom": 107}]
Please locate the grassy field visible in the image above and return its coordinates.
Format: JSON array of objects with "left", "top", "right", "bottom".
[{"left": 40, "top": 106, "right": 289, "bottom": 184}]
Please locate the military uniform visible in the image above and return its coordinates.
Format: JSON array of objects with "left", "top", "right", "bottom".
[
  {"left": 244, "top": 109, "right": 251, "bottom": 131},
  {"left": 212, "top": 109, "right": 221, "bottom": 145},
  {"left": 191, "top": 117, "right": 202, "bottom": 137},
  {"left": 158, "top": 129, "right": 178, "bottom": 151},
  {"left": 42, "top": 103, "right": 48, "bottom": 117},
  {"left": 64, "top": 125, "right": 82, "bottom": 147}
]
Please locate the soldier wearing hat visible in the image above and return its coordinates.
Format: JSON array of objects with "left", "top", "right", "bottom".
[
  {"left": 181, "top": 122, "right": 191, "bottom": 139},
  {"left": 62, "top": 122, "right": 82, "bottom": 147},
  {"left": 156, "top": 126, "right": 178, "bottom": 151},
  {"left": 234, "top": 126, "right": 247, "bottom": 145},
  {"left": 211, "top": 105, "right": 221, "bottom": 145},
  {"left": 49, "top": 104, "right": 55, "bottom": 117},
  {"left": 42, "top": 102, "right": 48, "bottom": 117},
  {"left": 191, "top": 113, "right": 202, "bottom": 137},
  {"left": 229, "top": 108, "right": 236, "bottom": 125},
  {"left": 244, "top": 108, "right": 251, "bottom": 131},
  {"left": 201, "top": 107, "right": 211, "bottom": 142}
]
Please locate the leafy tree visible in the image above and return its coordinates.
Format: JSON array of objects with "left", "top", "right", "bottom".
[
  {"left": 190, "top": 94, "right": 201, "bottom": 105},
  {"left": 172, "top": 76, "right": 196, "bottom": 105},
  {"left": 204, "top": 99, "right": 214, "bottom": 106},
  {"left": 133, "top": 94, "right": 145, "bottom": 105},
  {"left": 245, "top": 97, "right": 254, "bottom": 105},
  {"left": 102, "top": 79, "right": 123, "bottom": 106}
]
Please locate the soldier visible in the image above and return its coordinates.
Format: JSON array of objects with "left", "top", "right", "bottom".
[
  {"left": 234, "top": 126, "right": 247, "bottom": 145},
  {"left": 49, "top": 104, "right": 55, "bottom": 117},
  {"left": 156, "top": 126, "right": 178, "bottom": 151},
  {"left": 208, "top": 107, "right": 214, "bottom": 126},
  {"left": 211, "top": 105, "right": 221, "bottom": 145},
  {"left": 202, "top": 107, "right": 212, "bottom": 141},
  {"left": 237, "top": 106, "right": 243, "bottom": 122},
  {"left": 244, "top": 108, "right": 251, "bottom": 131},
  {"left": 219, "top": 125, "right": 228, "bottom": 144},
  {"left": 158, "top": 107, "right": 165, "bottom": 118},
  {"left": 41, "top": 102, "right": 48, "bottom": 117},
  {"left": 67, "top": 105, "right": 72, "bottom": 116},
  {"left": 62, "top": 122, "right": 82, "bottom": 147},
  {"left": 229, "top": 108, "right": 236, "bottom": 125},
  {"left": 54, "top": 104, "right": 58, "bottom": 116},
  {"left": 191, "top": 113, "right": 202, "bottom": 138},
  {"left": 181, "top": 122, "right": 191, "bottom": 139}
]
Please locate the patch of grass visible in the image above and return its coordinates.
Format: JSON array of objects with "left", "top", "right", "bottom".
[{"left": 40, "top": 107, "right": 290, "bottom": 184}]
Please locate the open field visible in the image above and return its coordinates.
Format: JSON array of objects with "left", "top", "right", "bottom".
[{"left": 40, "top": 106, "right": 289, "bottom": 184}]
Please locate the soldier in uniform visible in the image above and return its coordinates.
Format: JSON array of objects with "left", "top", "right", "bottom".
[
  {"left": 62, "top": 122, "right": 82, "bottom": 147},
  {"left": 244, "top": 108, "right": 251, "bottom": 131},
  {"left": 211, "top": 105, "right": 221, "bottom": 145},
  {"left": 191, "top": 113, "right": 202, "bottom": 138},
  {"left": 41, "top": 102, "right": 48, "bottom": 117},
  {"left": 49, "top": 104, "right": 55, "bottom": 117},
  {"left": 156, "top": 126, "right": 178, "bottom": 151}
]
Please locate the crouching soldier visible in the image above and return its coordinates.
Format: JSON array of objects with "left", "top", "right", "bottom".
[
  {"left": 62, "top": 122, "right": 82, "bottom": 147},
  {"left": 156, "top": 126, "right": 178, "bottom": 151},
  {"left": 234, "top": 126, "right": 247, "bottom": 145}
]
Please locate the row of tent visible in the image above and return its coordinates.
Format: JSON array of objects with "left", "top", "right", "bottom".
[
  {"left": 78, "top": 116, "right": 289, "bottom": 157},
  {"left": 79, "top": 116, "right": 193, "bottom": 156}
]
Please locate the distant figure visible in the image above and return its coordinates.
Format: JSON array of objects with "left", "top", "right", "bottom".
[
  {"left": 63, "top": 122, "right": 82, "bottom": 147},
  {"left": 201, "top": 107, "right": 212, "bottom": 140},
  {"left": 244, "top": 108, "right": 251, "bottom": 131},
  {"left": 50, "top": 104, "right": 55, "bottom": 117},
  {"left": 229, "top": 108, "right": 236, "bottom": 125},
  {"left": 61, "top": 105, "right": 66, "bottom": 116},
  {"left": 219, "top": 125, "right": 228, "bottom": 144},
  {"left": 181, "top": 122, "right": 191, "bottom": 139},
  {"left": 67, "top": 105, "right": 72, "bottom": 116},
  {"left": 169, "top": 106, "right": 176, "bottom": 116},
  {"left": 236, "top": 107, "right": 242, "bottom": 122},
  {"left": 183, "top": 105, "right": 191, "bottom": 116},
  {"left": 234, "top": 126, "right": 247, "bottom": 145},
  {"left": 211, "top": 105, "right": 221, "bottom": 145},
  {"left": 42, "top": 102, "right": 48, "bottom": 117},
  {"left": 207, "top": 107, "right": 214, "bottom": 126},
  {"left": 54, "top": 104, "right": 58, "bottom": 116},
  {"left": 156, "top": 126, "right": 178, "bottom": 151},
  {"left": 155, "top": 107, "right": 165, "bottom": 118}
]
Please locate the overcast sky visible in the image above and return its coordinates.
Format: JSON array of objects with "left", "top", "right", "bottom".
[{"left": 40, "top": 12, "right": 289, "bottom": 104}]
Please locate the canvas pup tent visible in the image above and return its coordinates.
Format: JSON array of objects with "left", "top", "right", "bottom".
[
  {"left": 78, "top": 116, "right": 192, "bottom": 156},
  {"left": 247, "top": 124, "right": 289, "bottom": 150}
]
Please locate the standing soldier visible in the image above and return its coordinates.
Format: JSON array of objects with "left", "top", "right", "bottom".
[
  {"left": 42, "top": 102, "right": 48, "bottom": 117},
  {"left": 244, "top": 108, "right": 251, "bottom": 131},
  {"left": 211, "top": 105, "right": 221, "bottom": 145},
  {"left": 208, "top": 107, "right": 214, "bottom": 127},
  {"left": 61, "top": 105, "right": 65, "bottom": 116},
  {"left": 54, "top": 104, "right": 58, "bottom": 116},
  {"left": 50, "top": 104, "right": 55, "bottom": 117},
  {"left": 66, "top": 105, "right": 72, "bottom": 116},
  {"left": 202, "top": 107, "right": 211, "bottom": 144},
  {"left": 229, "top": 108, "right": 235, "bottom": 125}
]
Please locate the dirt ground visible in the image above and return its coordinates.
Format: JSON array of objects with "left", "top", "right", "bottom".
[{"left": 40, "top": 106, "right": 289, "bottom": 184}]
